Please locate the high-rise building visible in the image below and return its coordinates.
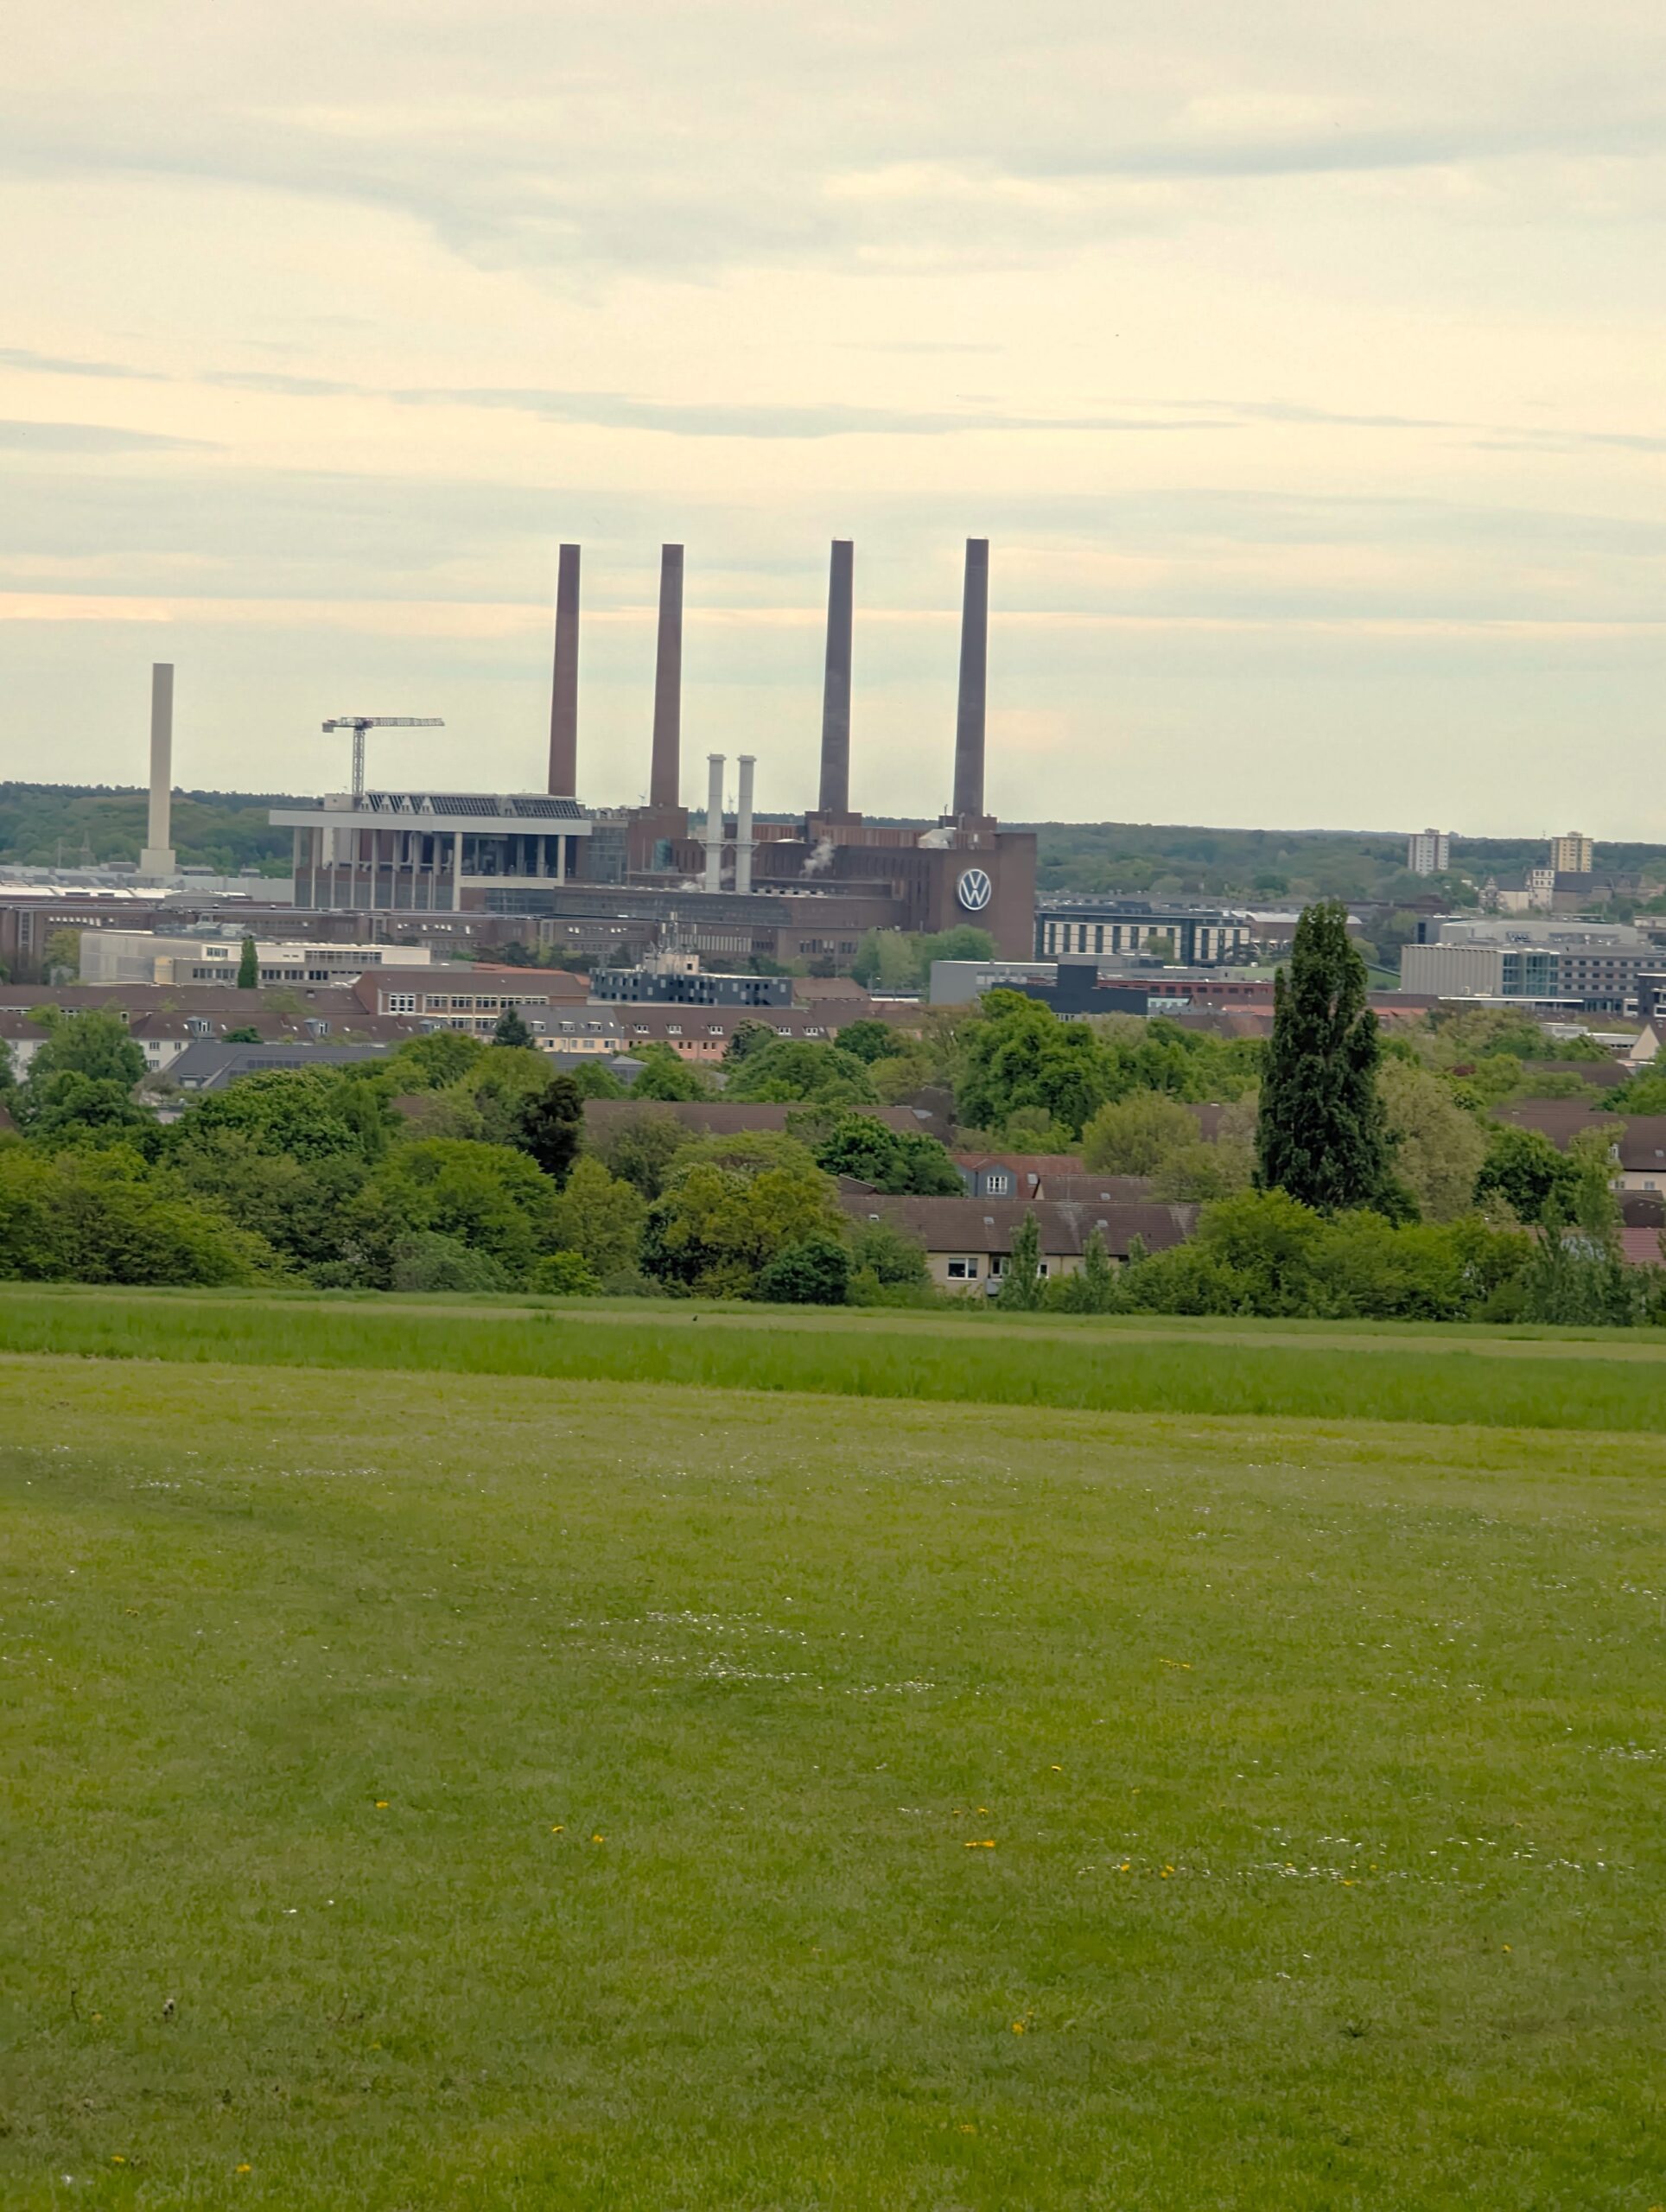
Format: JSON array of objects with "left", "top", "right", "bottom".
[
  {"left": 1549, "top": 830, "right": 1594, "bottom": 875},
  {"left": 1406, "top": 829, "right": 1451, "bottom": 876}
]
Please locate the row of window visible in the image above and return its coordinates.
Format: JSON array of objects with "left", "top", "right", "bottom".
[{"left": 945, "top": 1255, "right": 1052, "bottom": 1281}]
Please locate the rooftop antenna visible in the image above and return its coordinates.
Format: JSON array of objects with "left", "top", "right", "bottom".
[{"left": 321, "top": 715, "right": 446, "bottom": 801}]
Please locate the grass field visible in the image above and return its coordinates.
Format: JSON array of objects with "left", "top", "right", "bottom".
[
  {"left": 6, "top": 1286, "right": 1666, "bottom": 1431},
  {"left": 4, "top": 1294, "right": 1666, "bottom": 2208}
]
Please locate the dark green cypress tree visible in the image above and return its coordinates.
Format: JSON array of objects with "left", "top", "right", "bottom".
[
  {"left": 1256, "top": 899, "right": 1396, "bottom": 1213},
  {"left": 237, "top": 935, "right": 258, "bottom": 989}
]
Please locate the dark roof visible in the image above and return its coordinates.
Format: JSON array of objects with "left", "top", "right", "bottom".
[
  {"left": 1614, "top": 1116, "right": 1666, "bottom": 1171},
  {"left": 837, "top": 1192, "right": 1198, "bottom": 1259},
  {"left": 164, "top": 1041, "right": 395, "bottom": 1091},
  {"left": 792, "top": 975, "right": 874, "bottom": 1001},
  {"left": 0, "top": 982, "right": 364, "bottom": 1019},
  {"left": 952, "top": 1153, "right": 1086, "bottom": 1182},
  {"left": 1495, "top": 1101, "right": 1625, "bottom": 1150},
  {"left": 1043, "top": 1173, "right": 1159, "bottom": 1205},
  {"left": 1187, "top": 1103, "right": 1235, "bottom": 1141},
  {"left": 1523, "top": 1057, "right": 1631, "bottom": 1089},
  {"left": 582, "top": 1098, "right": 933, "bottom": 1140}
]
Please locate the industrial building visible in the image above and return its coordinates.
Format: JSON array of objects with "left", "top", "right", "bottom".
[
  {"left": 1034, "top": 904, "right": 1252, "bottom": 964},
  {"left": 1400, "top": 918, "right": 1655, "bottom": 1013},
  {"left": 80, "top": 931, "right": 431, "bottom": 988},
  {"left": 269, "top": 537, "right": 1037, "bottom": 959}
]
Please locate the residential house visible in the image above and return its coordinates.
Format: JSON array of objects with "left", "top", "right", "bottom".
[
  {"left": 951, "top": 1153, "right": 1085, "bottom": 1199},
  {"left": 1611, "top": 1118, "right": 1666, "bottom": 1194},
  {"left": 837, "top": 1192, "right": 1197, "bottom": 1293}
]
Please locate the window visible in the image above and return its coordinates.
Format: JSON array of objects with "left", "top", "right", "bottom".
[
  {"left": 987, "top": 1172, "right": 1010, "bottom": 1193},
  {"left": 385, "top": 993, "right": 416, "bottom": 1014},
  {"left": 946, "top": 1257, "right": 980, "bottom": 1280}
]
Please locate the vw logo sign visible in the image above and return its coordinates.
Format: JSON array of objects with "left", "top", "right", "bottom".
[{"left": 957, "top": 867, "right": 993, "bottom": 913}]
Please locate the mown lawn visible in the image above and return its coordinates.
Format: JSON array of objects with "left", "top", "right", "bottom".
[{"left": 3, "top": 1348, "right": 1664, "bottom": 2208}]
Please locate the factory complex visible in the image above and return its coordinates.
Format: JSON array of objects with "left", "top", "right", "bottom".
[{"left": 266, "top": 537, "right": 1036, "bottom": 963}]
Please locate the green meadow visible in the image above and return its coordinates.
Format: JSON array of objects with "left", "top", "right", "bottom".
[{"left": 3, "top": 1294, "right": 1665, "bottom": 2208}]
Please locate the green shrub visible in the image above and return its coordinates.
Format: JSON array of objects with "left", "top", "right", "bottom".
[
  {"left": 756, "top": 1233, "right": 852, "bottom": 1306},
  {"left": 531, "top": 1249, "right": 602, "bottom": 1296},
  {"left": 391, "top": 1233, "right": 511, "bottom": 1294}
]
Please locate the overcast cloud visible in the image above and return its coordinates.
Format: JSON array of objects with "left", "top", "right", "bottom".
[{"left": 2, "top": 0, "right": 1663, "bottom": 831}]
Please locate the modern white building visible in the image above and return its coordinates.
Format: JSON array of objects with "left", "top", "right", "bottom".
[
  {"left": 270, "top": 791, "right": 595, "bottom": 913},
  {"left": 1401, "top": 918, "right": 1652, "bottom": 1012},
  {"left": 79, "top": 931, "right": 432, "bottom": 988}
]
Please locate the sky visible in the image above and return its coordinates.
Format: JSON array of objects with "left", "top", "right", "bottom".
[{"left": 2, "top": 0, "right": 1663, "bottom": 837}]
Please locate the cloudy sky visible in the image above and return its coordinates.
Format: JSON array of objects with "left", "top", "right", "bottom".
[{"left": 3, "top": 1, "right": 1663, "bottom": 835}]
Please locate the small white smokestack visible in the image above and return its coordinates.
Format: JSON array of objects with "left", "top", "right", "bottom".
[
  {"left": 703, "top": 753, "right": 725, "bottom": 892},
  {"left": 139, "top": 662, "right": 177, "bottom": 878},
  {"left": 735, "top": 754, "right": 755, "bottom": 895}
]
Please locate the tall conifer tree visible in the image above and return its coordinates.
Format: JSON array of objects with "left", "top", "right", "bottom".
[{"left": 1256, "top": 900, "right": 1396, "bottom": 1213}]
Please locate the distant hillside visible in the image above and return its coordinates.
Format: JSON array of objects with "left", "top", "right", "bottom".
[
  {"left": 1022, "top": 822, "right": 1666, "bottom": 906},
  {"left": 0, "top": 785, "right": 297, "bottom": 874}
]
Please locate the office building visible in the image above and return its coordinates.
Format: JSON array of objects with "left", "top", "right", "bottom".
[{"left": 1400, "top": 918, "right": 1652, "bottom": 1012}]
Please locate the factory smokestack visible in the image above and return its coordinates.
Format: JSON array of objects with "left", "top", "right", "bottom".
[
  {"left": 546, "top": 543, "right": 580, "bottom": 797},
  {"left": 952, "top": 537, "right": 989, "bottom": 819},
  {"left": 140, "top": 661, "right": 176, "bottom": 879},
  {"left": 703, "top": 753, "right": 726, "bottom": 892},
  {"left": 818, "top": 538, "right": 854, "bottom": 816},
  {"left": 735, "top": 754, "right": 755, "bottom": 894},
  {"left": 651, "top": 544, "right": 684, "bottom": 807}
]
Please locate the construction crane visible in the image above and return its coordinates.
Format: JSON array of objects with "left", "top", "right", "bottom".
[{"left": 321, "top": 715, "right": 445, "bottom": 801}]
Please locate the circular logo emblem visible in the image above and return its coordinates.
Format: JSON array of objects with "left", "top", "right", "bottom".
[{"left": 957, "top": 867, "right": 993, "bottom": 913}]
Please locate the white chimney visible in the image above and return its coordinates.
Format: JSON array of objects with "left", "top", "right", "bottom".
[
  {"left": 734, "top": 754, "right": 755, "bottom": 895},
  {"left": 139, "top": 662, "right": 177, "bottom": 879},
  {"left": 703, "top": 753, "right": 725, "bottom": 892}
]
